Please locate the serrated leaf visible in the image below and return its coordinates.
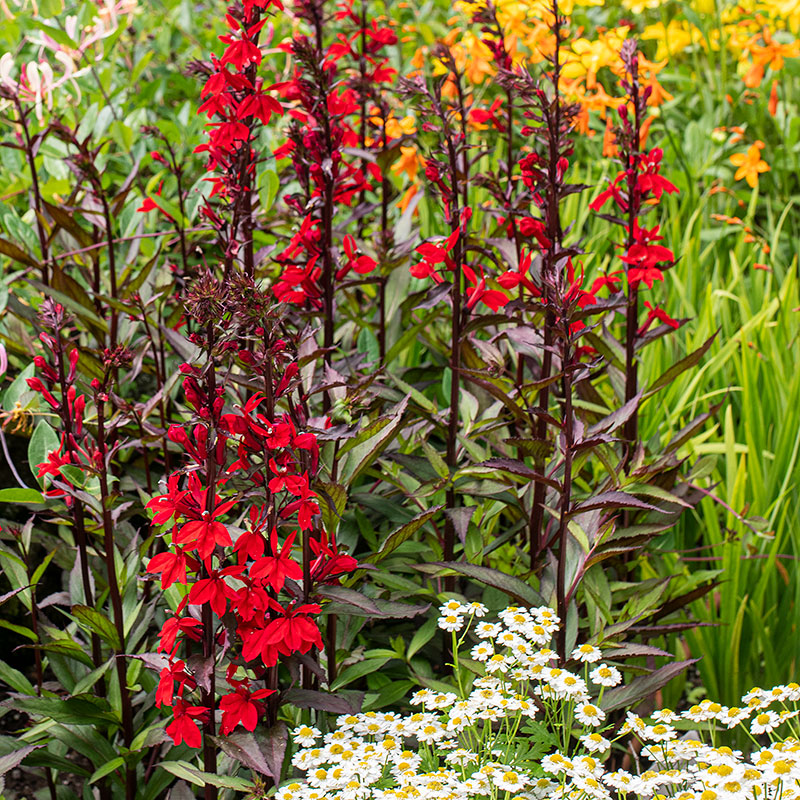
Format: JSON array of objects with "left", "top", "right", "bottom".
[
  {"left": 0, "top": 745, "right": 43, "bottom": 776},
  {"left": 254, "top": 722, "right": 288, "bottom": 780},
  {"left": 28, "top": 639, "right": 94, "bottom": 667},
  {"left": 647, "top": 334, "right": 716, "bottom": 395},
  {"left": 600, "top": 660, "right": 697, "bottom": 712},
  {"left": 282, "top": 689, "right": 359, "bottom": 715},
  {"left": 573, "top": 491, "right": 661, "bottom": 515},
  {"left": 481, "top": 458, "right": 561, "bottom": 490},
  {"left": 367, "top": 506, "right": 443, "bottom": 563},
  {"left": 421, "top": 562, "right": 544, "bottom": 607},
  {"left": 72, "top": 605, "right": 121, "bottom": 650},
  {"left": 211, "top": 733, "right": 272, "bottom": 775},
  {"left": 317, "top": 586, "right": 381, "bottom": 616}
]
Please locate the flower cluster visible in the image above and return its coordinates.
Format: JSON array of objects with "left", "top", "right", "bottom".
[
  {"left": 279, "top": 604, "right": 800, "bottom": 800},
  {"left": 271, "top": 0, "right": 397, "bottom": 306},
  {"left": 144, "top": 275, "right": 357, "bottom": 748},
  {"left": 146, "top": 363, "right": 357, "bottom": 746},
  {"left": 192, "top": 0, "right": 284, "bottom": 275},
  {"left": 590, "top": 40, "right": 680, "bottom": 333}
]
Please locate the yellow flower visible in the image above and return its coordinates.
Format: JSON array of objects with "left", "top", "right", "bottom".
[
  {"left": 622, "top": 0, "right": 664, "bottom": 13},
  {"left": 730, "top": 140, "right": 770, "bottom": 188},
  {"left": 641, "top": 20, "right": 701, "bottom": 60}
]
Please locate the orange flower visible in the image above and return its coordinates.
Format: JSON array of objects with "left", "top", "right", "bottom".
[
  {"left": 768, "top": 79, "right": 779, "bottom": 116},
  {"left": 602, "top": 116, "right": 618, "bottom": 158},
  {"left": 729, "top": 140, "right": 770, "bottom": 188},
  {"left": 392, "top": 146, "right": 424, "bottom": 182}
]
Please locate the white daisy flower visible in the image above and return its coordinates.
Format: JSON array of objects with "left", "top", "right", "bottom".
[
  {"left": 437, "top": 613, "right": 464, "bottom": 632},
  {"left": 589, "top": 663, "right": 621, "bottom": 687},
  {"left": 575, "top": 702, "right": 605, "bottom": 727},
  {"left": 462, "top": 601, "right": 488, "bottom": 617},
  {"left": 751, "top": 710, "right": 781, "bottom": 735},
  {"left": 475, "top": 622, "right": 502, "bottom": 639},
  {"left": 641, "top": 723, "right": 676, "bottom": 743},
  {"left": 494, "top": 769, "right": 528, "bottom": 792},
  {"left": 580, "top": 732, "right": 611, "bottom": 753},
  {"left": 571, "top": 643, "right": 603, "bottom": 663},
  {"left": 292, "top": 724, "right": 322, "bottom": 747}
]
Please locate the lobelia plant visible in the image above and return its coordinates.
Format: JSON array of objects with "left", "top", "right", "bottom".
[{"left": 143, "top": 271, "right": 357, "bottom": 798}]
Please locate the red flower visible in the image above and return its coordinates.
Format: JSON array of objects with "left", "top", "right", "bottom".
[
  {"left": 237, "top": 91, "right": 283, "bottom": 125},
  {"left": 219, "top": 685, "right": 275, "bottom": 734},
  {"left": 337, "top": 235, "right": 378, "bottom": 279},
  {"left": 156, "top": 660, "right": 196, "bottom": 708},
  {"left": 463, "top": 265, "right": 509, "bottom": 311},
  {"left": 281, "top": 480, "right": 319, "bottom": 530},
  {"left": 188, "top": 568, "right": 239, "bottom": 616},
  {"left": 411, "top": 227, "right": 460, "bottom": 283},
  {"left": 309, "top": 530, "right": 357, "bottom": 584},
  {"left": 638, "top": 148, "right": 678, "bottom": 200},
  {"left": 166, "top": 700, "right": 208, "bottom": 748},
  {"left": 640, "top": 301, "right": 679, "bottom": 332},
  {"left": 249, "top": 529, "right": 303, "bottom": 592},
  {"left": 174, "top": 495, "right": 236, "bottom": 561},
  {"left": 498, "top": 248, "right": 540, "bottom": 296},
  {"left": 147, "top": 548, "right": 197, "bottom": 589},
  {"left": 517, "top": 217, "right": 552, "bottom": 250},
  {"left": 620, "top": 224, "right": 673, "bottom": 289},
  {"left": 262, "top": 602, "right": 323, "bottom": 656},
  {"left": 35, "top": 443, "right": 72, "bottom": 480},
  {"left": 469, "top": 98, "right": 506, "bottom": 131},
  {"left": 589, "top": 173, "right": 626, "bottom": 212},
  {"left": 146, "top": 474, "right": 184, "bottom": 525}
]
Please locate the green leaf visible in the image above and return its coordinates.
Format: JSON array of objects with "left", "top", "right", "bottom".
[
  {"left": 0, "top": 488, "right": 45, "bottom": 504},
  {"left": 30, "top": 639, "right": 95, "bottom": 668},
  {"left": 647, "top": 334, "right": 716, "bottom": 395},
  {"left": 406, "top": 617, "right": 437, "bottom": 660},
  {"left": 362, "top": 680, "right": 415, "bottom": 711},
  {"left": 73, "top": 658, "right": 114, "bottom": 695},
  {"left": 1, "top": 363, "right": 35, "bottom": 411},
  {"left": 30, "top": 549, "right": 56, "bottom": 587},
  {"left": 158, "top": 761, "right": 255, "bottom": 792},
  {"left": 89, "top": 757, "right": 125, "bottom": 784},
  {"left": 420, "top": 562, "right": 544, "bottom": 607},
  {"left": 19, "top": 749, "right": 88, "bottom": 777},
  {"left": 600, "top": 660, "right": 697, "bottom": 712},
  {"left": 421, "top": 440, "right": 448, "bottom": 480},
  {"left": 258, "top": 168, "right": 280, "bottom": 212},
  {"left": 366, "top": 506, "right": 443, "bottom": 564},
  {"left": 28, "top": 420, "right": 59, "bottom": 480},
  {"left": 14, "top": 696, "right": 119, "bottom": 726},
  {"left": 330, "top": 657, "right": 393, "bottom": 692},
  {"left": 0, "top": 660, "right": 36, "bottom": 695},
  {"left": 72, "top": 605, "right": 121, "bottom": 650},
  {"left": 337, "top": 403, "right": 407, "bottom": 486},
  {"left": 0, "top": 619, "right": 36, "bottom": 640}
]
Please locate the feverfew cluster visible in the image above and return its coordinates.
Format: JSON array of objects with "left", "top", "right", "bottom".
[{"left": 279, "top": 605, "right": 800, "bottom": 800}]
